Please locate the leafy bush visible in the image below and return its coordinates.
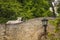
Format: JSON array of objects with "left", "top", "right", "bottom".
[
  {"left": 49, "top": 17, "right": 60, "bottom": 33},
  {"left": 0, "top": 0, "right": 54, "bottom": 23},
  {"left": 0, "top": 0, "right": 22, "bottom": 23}
]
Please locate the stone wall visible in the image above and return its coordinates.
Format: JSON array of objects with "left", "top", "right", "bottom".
[
  {"left": 0, "top": 24, "right": 20, "bottom": 40},
  {"left": 0, "top": 17, "right": 55, "bottom": 40}
]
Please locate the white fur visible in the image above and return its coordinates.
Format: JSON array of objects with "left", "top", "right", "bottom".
[
  {"left": 6, "top": 17, "right": 23, "bottom": 24},
  {"left": 49, "top": 7, "right": 53, "bottom": 12},
  {"left": 52, "top": 2, "right": 55, "bottom": 6},
  {"left": 49, "top": 0, "right": 59, "bottom": 16}
]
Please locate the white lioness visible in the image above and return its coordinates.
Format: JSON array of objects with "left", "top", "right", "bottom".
[{"left": 6, "top": 17, "right": 23, "bottom": 24}]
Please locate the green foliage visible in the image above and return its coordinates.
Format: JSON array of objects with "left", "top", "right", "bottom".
[
  {"left": 47, "top": 32, "right": 60, "bottom": 40},
  {"left": 0, "top": 0, "right": 56, "bottom": 23},
  {"left": 0, "top": 0, "right": 22, "bottom": 23},
  {"left": 17, "top": 0, "right": 51, "bottom": 19},
  {"left": 0, "top": 17, "right": 7, "bottom": 23},
  {"left": 57, "top": 5, "right": 60, "bottom": 16},
  {"left": 49, "top": 17, "right": 60, "bottom": 33},
  {"left": 32, "top": 0, "right": 50, "bottom": 17},
  {"left": 20, "top": 0, "right": 34, "bottom": 19},
  {"left": 49, "top": 17, "right": 60, "bottom": 26}
]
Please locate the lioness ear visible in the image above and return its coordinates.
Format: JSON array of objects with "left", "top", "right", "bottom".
[{"left": 17, "top": 17, "right": 22, "bottom": 21}]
